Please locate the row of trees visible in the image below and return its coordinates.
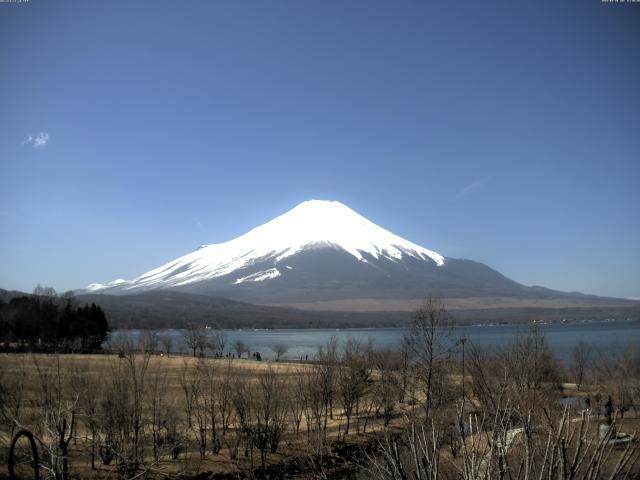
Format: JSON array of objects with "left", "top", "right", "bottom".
[
  {"left": 0, "top": 286, "right": 109, "bottom": 352},
  {"left": 126, "top": 325, "right": 289, "bottom": 361}
]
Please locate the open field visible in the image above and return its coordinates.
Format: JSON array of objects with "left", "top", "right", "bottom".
[{"left": 0, "top": 352, "right": 420, "bottom": 479}]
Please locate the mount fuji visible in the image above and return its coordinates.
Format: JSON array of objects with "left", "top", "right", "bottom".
[{"left": 84, "top": 200, "right": 590, "bottom": 307}]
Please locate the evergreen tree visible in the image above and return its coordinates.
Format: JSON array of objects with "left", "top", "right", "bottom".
[{"left": 0, "top": 290, "right": 110, "bottom": 352}]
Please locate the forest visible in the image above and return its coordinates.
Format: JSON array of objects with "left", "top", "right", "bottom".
[{"left": 0, "top": 286, "right": 109, "bottom": 353}]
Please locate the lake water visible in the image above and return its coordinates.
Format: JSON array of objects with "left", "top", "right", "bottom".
[{"left": 109, "top": 319, "right": 640, "bottom": 362}]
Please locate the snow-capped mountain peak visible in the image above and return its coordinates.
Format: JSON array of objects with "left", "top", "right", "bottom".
[{"left": 86, "top": 200, "right": 445, "bottom": 293}]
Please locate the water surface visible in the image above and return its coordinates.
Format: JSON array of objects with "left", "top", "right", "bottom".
[{"left": 108, "top": 319, "right": 640, "bottom": 361}]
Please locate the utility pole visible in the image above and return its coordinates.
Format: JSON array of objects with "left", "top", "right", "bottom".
[{"left": 459, "top": 337, "right": 467, "bottom": 406}]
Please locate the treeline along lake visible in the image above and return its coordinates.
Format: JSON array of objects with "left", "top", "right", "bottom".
[{"left": 107, "top": 318, "right": 640, "bottom": 361}]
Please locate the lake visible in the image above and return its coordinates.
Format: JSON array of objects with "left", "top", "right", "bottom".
[{"left": 108, "top": 319, "right": 640, "bottom": 362}]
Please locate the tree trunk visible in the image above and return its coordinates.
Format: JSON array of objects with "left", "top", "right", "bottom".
[{"left": 91, "top": 430, "right": 96, "bottom": 470}]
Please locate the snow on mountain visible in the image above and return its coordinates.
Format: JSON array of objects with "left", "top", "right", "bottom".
[
  {"left": 234, "top": 268, "right": 281, "bottom": 284},
  {"left": 85, "top": 278, "right": 128, "bottom": 291},
  {"left": 87, "top": 200, "right": 445, "bottom": 293}
]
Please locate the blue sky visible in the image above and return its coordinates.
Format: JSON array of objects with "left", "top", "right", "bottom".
[{"left": 1, "top": 1, "right": 639, "bottom": 298}]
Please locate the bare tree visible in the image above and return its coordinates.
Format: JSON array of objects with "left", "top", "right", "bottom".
[
  {"left": 595, "top": 342, "right": 640, "bottom": 418},
  {"left": 405, "top": 296, "right": 452, "bottom": 418},
  {"left": 0, "top": 355, "right": 27, "bottom": 440},
  {"left": 510, "top": 325, "right": 559, "bottom": 391},
  {"left": 571, "top": 341, "right": 592, "bottom": 389},
  {"left": 398, "top": 338, "right": 412, "bottom": 404},
  {"left": 104, "top": 347, "right": 151, "bottom": 478},
  {"left": 160, "top": 334, "right": 173, "bottom": 356},
  {"left": 232, "top": 340, "right": 248, "bottom": 359},
  {"left": 290, "top": 370, "right": 307, "bottom": 437},
  {"left": 303, "top": 366, "right": 327, "bottom": 452},
  {"left": 33, "top": 284, "right": 57, "bottom": 299},
  {"left": 371, "top": 347, "right": 403, "bottom": 427},
  {"left": 337, "top": 338, "right": 372, "bottom": 435},
  {"left": 466, "top": 342, "right": 506, "bottom": 416},
  {"left": 148, "top": 362, "right": 179, "bottom": 462},
  {"left": 367, "top": 404, "right": 639, "bottom": 480},
  {"left": 209, "top": 329, "right": 227, "bottom": 357},
  {"left": 140, "top": 329, "right": 159, "bottom": 354},
  {"left": 198, "top": 357, "right": 222, "bottom": 455},
  {"left": 506, "top": 326, "right": 561, "bottom": 413},
  {"left": 182, "top": 324, "right": 208, "bottom": 357},
  {"left": 178, "top": 359, "right": 199, "bottom": 429},
  {"left": 217, "top": 360, "right": 234, "bottom": 436},
  {"left": 220, "top": 374, "right": 243, "bottom": 462},
  {"left": 192, "top": 362, "right": 208, "bottom": 459},
  {"left": 272, "top": 343, "right": 288, "bottom": 361},
  {"left": 251, "top": 367, "right": 288, "bottom": 467},
  {"left": 32, "top": 355, "right": 77, "bottom": 480},
  {"left": 317, "top": 336, "right": 338, "bottom": 423},
  {"left": 72, "top": 364, "right": 103, "bottom": 470},
  {"left": 231, "top": 377, "right": 253, "bottom": 465}
]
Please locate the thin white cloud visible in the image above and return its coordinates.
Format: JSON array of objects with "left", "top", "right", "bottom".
[
  {"left": 22, "top": 132, "right": 50, "bottom": 149},
  {"left": 457, "top": 175, "right": 492, "bottom": 198},
  {"left": 33, "top": 132, "right": 50, "bottom": 148}
]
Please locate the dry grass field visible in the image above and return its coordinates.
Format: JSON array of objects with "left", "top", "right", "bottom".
[{"left": 0, "top": 352, "right": 419, "bottom": 480}]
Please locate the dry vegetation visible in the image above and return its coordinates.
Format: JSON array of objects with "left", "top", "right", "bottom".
[
  {"left": 0, "top": 344, "right": 414, "bottom": 479},
  {"left": 1, "top": 298, "right": 639, "bottom": 480}
]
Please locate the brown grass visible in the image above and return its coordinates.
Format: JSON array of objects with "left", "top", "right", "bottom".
[{"left": 0, "top": 353, "right": 413, "bottom": 479}]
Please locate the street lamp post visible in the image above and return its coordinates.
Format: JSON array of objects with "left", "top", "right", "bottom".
[{"left": 459, "top": 337, "right": 467, "bottom": 406}]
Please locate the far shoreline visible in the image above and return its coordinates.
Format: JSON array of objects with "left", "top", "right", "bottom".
[{"left": 111, "top": 316, "right": 640, "bottom": 332}]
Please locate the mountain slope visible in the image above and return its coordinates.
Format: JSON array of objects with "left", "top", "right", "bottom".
[
  {"left": 84, "top": 199, "right": 596, "bottom": 304},
  {"left": 86, "top": 200, "right": 444, "bottom": 295}
]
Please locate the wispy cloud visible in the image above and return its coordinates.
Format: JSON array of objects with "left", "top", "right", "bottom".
[
  {"left": 195, "top": 218, "right": 204, "bottom": 229},
  {"left": 457, "top": 175, "right": 492, "bottom": 198},
  {"left": 22, "top": 132, "right": 50, "bottom": 149}
]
